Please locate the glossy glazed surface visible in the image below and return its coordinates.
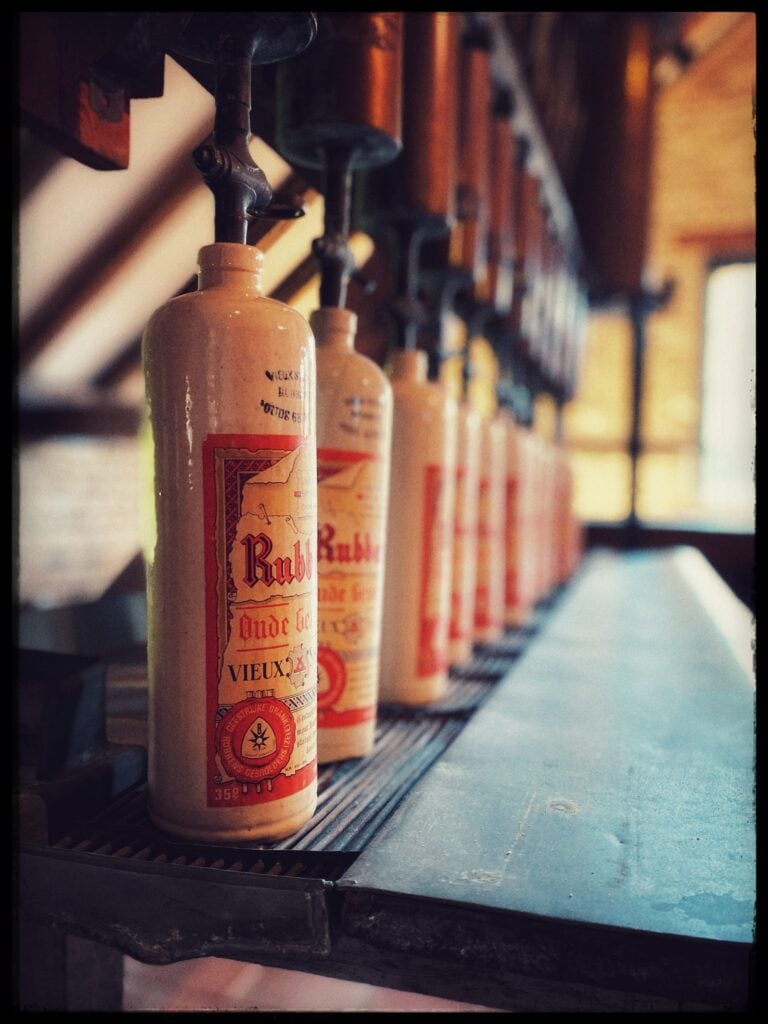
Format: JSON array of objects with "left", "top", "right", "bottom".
[
  {"left": 313, "top": 307, "right": 393, "bottom": 761},
  {"left": 379, "top": 349, "right": 457, "bottom": 705},
  {"left": 143, "top": 243, "right": 318, "bottom": 841}
]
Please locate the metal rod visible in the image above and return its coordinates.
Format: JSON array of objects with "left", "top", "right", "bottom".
[
  {"left": 313, "top": 144, "right": 356, "bottom": 309},
  {"left": 193, "top": 27, "right": 306, "bottom": 242},
  {"left": 391, "top": 219, "right": 427, "bottom": 350},
  {"left": 627, "top": 294, "right": 647, "bottom": 538}
]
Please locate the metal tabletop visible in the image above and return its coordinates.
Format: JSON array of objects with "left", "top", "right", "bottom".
[{"left": 17, "top": 547, "right": 756, "bottom": 1011}]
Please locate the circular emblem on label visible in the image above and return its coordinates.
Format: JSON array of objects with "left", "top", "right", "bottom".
[
  {"left": 216, "top": 696, "right": 295, "bottom": 783},
  {"left": 316, "top": 646, "right": 346, "bottom": 709}
]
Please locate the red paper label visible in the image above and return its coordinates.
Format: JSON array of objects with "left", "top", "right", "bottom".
[
  {"left": 475, "top": 474, "right": 504, "bottom": 631},
  {"left": 418, "top": 464, "right": 451, "bottom": 676},
  {"left": 203, "top": 434, "right": 317, "bottom": 807},
  {"left": 505, "top": 474, "right": 519, "bottom": 606},
  {"left": 316, "top": 447, "right": 385, "bottom": 729}
]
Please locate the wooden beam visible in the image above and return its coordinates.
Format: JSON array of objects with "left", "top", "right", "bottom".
[
  {"left": 18, "top": 13, "right": 193, "bottom": 171},
  {"left": 675, "top": 229, "right": 755, "bottom": 256},
  {"left": 18, "top": 404, "right": 142, "bottom": 438}
]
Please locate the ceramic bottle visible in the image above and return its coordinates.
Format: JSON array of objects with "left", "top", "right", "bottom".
[
  {"left": 312, "top": 307, "right": 392, "bottom": 761},
  {"left": 473, "top": 408, "right": 508, "bottom": 643},
  {"left": 143, "top": 242, "right": 318, "bottom": 842},
  {"left": 499, "top": 405, "right": 522, "bottom": 630},
  {"left": 378, "top": 348, "right": 457, "bottom": 705},
  {"left": 504, "top": 424, "right": 535, "bottom": 628},
  {"left": 440, "top": 315, "right": 481, "bottom": 667}
]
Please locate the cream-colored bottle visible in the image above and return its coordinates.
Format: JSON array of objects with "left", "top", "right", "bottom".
[
  {"left": 559, "top": 441, "right": 585, "bottom": 582},
  {"left": 473, "top": 408, "right": 508, "bottom": 644},
  {"left": 448, "top": 398, "right": 481, "bottom": 665},
  {"left": 143, "top": 242, "right": 318, "bottom": 842},
  {"left": 379, "top": 348, "right": 457, "bottom": 705},
  {"left": 312, "top": 307, "right": 393, "bottom": 762},
  {"left": 440, "top": 315, "right": 481, "bottom": 667},
  {"left": 551, "top": 437, "right": 582, "bottom": 590},
  {"left": 499, "top": 405, "right": 522, "bottom": 630},
  {"left": 526, "top": 431, "right": 545, "bottom": 610},
  {"left": 506, "top": 424, "right": 536, "bottom": 628},
  {"left": 553, "top": 440, "right": 571, "bottom": 588},
  {"left": 537, "top": 436, "right": 559, "bottom": 603}
]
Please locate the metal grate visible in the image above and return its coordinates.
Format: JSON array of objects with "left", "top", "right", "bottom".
[
  {"left": 51, "top": 823, "right": 357, "bottom": 880},
  {"left": 44, "top": 617, "right": 548, "bottom": 880}
]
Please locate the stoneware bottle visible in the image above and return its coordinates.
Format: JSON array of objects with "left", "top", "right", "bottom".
[
  {"left": 448, "top": 397, "right": 482, "bottom": 665},
  {"left": 473, "top": 408, "right": 508, "bottom": 643},
  {"left": 553, "top": 440, "right": 572, "bottom": 587},
  {"left": 508, "top": 425, "right": 537, "bottom": 628},
  {"left": 500, "top": 406, "right": 523, "bottom": 630},
  {"left": 534, "top": 435, "right": 558, "bottom": 604},
  {"left": 143, "top": 242, "right": 318, "bottom": 842},
  {"left": 379, "top": 348, "right": 457, "bottom": 705},
  {"left": 312, "top": 307, "right": 393, "bottom": 762},
  {"left": 440, "top": 317, "right": 481, "bottom": 667}
]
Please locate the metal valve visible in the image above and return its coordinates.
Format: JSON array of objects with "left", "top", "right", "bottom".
[{"left": 171, "top": 12, "right": 318, "bottom": 243}]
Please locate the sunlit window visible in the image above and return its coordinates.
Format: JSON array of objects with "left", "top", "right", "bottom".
[
  {"left": 565, "top": 259, "right": 756, "bottom": 531},
  {"left": 697, "top": 260, "right": 755, "bottom": 528}
]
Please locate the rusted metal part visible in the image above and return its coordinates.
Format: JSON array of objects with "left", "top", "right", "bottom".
[
  {"left": 179, "top": 15, "right": 317, "bottom": 242},
  {"left": 194, "top": 50, "right": 279, "bottom": 242}
]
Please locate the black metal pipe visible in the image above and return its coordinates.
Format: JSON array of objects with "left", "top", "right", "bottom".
[
  {"left": 313, "top": 144, "right": 357, "bottom": 309},
  {"left": 627, "top": 293, "right": 647, "bottom": 537},
  {"left": 389, "top": 219, "right": 428, "bottom": 351}
]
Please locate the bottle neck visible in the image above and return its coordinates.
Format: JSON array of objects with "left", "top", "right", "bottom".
[
  {"left": 198, "top": 268, "right": 263, "bottom": 292},
  {"left": 391, "top": 348, "right": 428, "bottom": 383},
  {"left": 310, "top": 307, "right": 357, "bottom": 350},
  {"left": 197, "top": 242, "right": 264, "bottom": 294}
]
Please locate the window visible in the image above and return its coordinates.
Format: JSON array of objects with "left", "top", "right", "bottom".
[{"left": 697, "top": 260, "right": 755, "bottom": 528}]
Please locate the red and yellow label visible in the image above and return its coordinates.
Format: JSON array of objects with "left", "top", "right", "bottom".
[
  {"left": 418, "top": 464, "right": 452, "bottom": 677},
  {"left": 316, "top": 448, "right": 386, "bottom": 729},
  {"left": 504, "top": 473, "right": 520, "bottom": 608},
  {"left": 450, "top": 465, "right": 480, "bottom": 645},
  {"left": 203, "top": 434, "right": 317, "bottom": 807},
  {"left": 475, "top": 473, "right": 505, "bottom": 632}
]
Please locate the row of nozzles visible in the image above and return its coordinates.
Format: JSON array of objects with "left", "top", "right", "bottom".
[
  {"left": 142, "top": 11, "right": 587, "bottom": 846},
  {"left": 268, "top": 11, "right": 588, "bottom": 402}
]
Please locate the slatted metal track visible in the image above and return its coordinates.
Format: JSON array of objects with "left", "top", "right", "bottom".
[{"left": 45, "top": 609, "right": 553, "bottom": 880}]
